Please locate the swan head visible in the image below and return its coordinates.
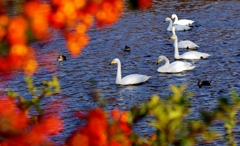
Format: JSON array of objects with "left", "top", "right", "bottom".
[
  {"left": 164, "top": 17, "right": 171, "bottom": 22},
  {"left": 109, "top": 58, "right": 120, "bottom": 65},
  {"left": 157, "top": 55, "right": 165, "bottom": 64},
  {"left": 171, "top": 14, "right": 177, "bottom": 19}
]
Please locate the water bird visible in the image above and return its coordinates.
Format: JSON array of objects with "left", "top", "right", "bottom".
[
  {"left": 170, "top": 26, "right": 210, "bottom": 60},
  {"left": 171, "top": 14, "right": 194, "bottom": 26},
  {"left": 164, "top": 17, "right": 191, "bottom": 31},
  {"left": 124, "top": 45, "right": 131, "bottom": 52},
  {"left": 109, "top": 58, "right": 151, "bottom": 85},
  {"left": 157, "top": 55, "right": 195, "bottom": 73},
  {"left": 58, "top": 55, "right": 66, "bottom": 62},
  {"left": 172, "top": 26, "right": 199, "bottom": 50},
  {"left": 197, "top": 79, "right": 211, "bottom": 88}
]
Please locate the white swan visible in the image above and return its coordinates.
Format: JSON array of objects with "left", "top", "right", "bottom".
[
  {"left": 164, "top": 17, "right": 191, "bottom": 31},
  {"left": 170, "top": 27, "right": 210, "bottom": 60},
  {"left": 157, "top": 55, "right": 195, "bottom": 73},
  {"left": 110, "top": 58, "right": 151, "bottom": 85},
  {"left": 171, "top": 14, "right": 194, "bottom": 26},
  {"left": 172, "top": 26, "right": 199, "bottom": 49}
]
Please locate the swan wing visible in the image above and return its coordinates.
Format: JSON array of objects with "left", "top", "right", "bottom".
[
  {"left": 178, "top": 40, "right": 199, "bottom": 49},
  {"left": 121, "top": 74, "right": 151, "bottom": 85},
  {"left": 165, "top": 61, "right": 195, "bottom": 72},
  {"left": 175, "top": 19, "right": 194, "bottom": 26},
  {"left": 180, "top": 51, "right": 210, "bottom": 59}
]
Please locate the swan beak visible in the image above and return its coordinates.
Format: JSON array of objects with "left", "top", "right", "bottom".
[
  {"left": 109, "top": 60, "right": 114, "bottom": 65},
  {"left": 169, "top": 36, "right": 174, "bottom": 40},
  {"left": 157, "top": 59, "right": 161, "bottom": 65},
  {"left": 163, "top": 20, "right": 166, "bottom": 22}
]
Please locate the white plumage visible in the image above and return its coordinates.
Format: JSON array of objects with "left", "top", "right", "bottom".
[
  {"left": 157, "top": 55, "right": 195, "bottom": 73},
  {"left": 110, "top": 58, "right": 151, "bottom": 85},
  {"left": 171, "top": 14, "right": 194, "bottom": 26},
  {"left": 164, "top": 17, "right": 191, "bottom": 31}
]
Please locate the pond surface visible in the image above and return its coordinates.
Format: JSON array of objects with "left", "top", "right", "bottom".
[{"left": 1, "top": 0, "right": 240, "bottom": 145}]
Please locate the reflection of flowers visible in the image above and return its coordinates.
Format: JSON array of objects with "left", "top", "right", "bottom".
[
  {"left": 67, "top": 108, "right": 132, "bottom": 146},
  {"left": 0, "top": 96, "right": 63, "bottom": 145}
]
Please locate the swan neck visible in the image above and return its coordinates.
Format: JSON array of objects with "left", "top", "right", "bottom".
[
  {"left": 172, "top": 27, "right": 176, "bottom": 35},
  {"left": 174, "top": 36, "right": 180, "bottom": 59},
  {"left": 116, "top": 61, "right": 122, "bottom": 84},
  {"left": 164, "top": 57, "right": 170, "bottom": 66},
  {"left": 168, "top": 19, "right": 173, "bottom": 31},
  {"left": 174, "top": 16, "right": 178, "bottom": 24}
]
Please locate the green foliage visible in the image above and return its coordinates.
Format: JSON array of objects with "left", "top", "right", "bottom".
[
  {"left": 129, "top": 85, "right": 240, "bottom": 146},
  {"left": 8, "top": 76, "right": 60, "bottom": 119}
]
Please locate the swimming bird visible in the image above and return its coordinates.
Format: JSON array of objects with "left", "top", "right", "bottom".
[
  {"left": 197, "top": 79, "right": 211, "bottom": 88},
  {"left": 171, "top": 14, "right": 194, "bottom": 26},
  {"left": 58, "top": 55, "right": 66, "bottom": 62},
  {"left": 109, "top": 58, "right": 151, "bottom": 85},
  {"left": 124, "top": 45, "right": 131, "bottom": 52},
  {"left": 171, "top": 25, "right": 199, "bottom": 49},
  {"left": 164, "top": 17, "right": 191, "bottom": 31},
  {"left": 170, "top": 27, "right": 210, "bottom": 60},
  {"left": 157, "top": 55, "right": 195, "bottom": 73}
]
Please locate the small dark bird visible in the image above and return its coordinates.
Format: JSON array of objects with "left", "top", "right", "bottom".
[
  {"left": 197, "top": 79, "right": 211, "bottom": 88},
  {"left": 124, "top": 45, "right": 131, "bottom": 52},
  {"left": 58, "top": 55, "right": 66, "bottom": 62}
]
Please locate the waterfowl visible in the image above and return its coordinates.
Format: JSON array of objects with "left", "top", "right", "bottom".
[
  {"left": 58, "top": 55, "right": 66, "bottom": 62},
  {"left": 124, "top": 45, "right": 131, "bottom": 52},
  {"left": 197, "top": 79, "right": 211, "bottom": 88},
  {"left": 170, "top": 27, "right": 210, "bottom": 60},
  {"left": 157, "top": 55, "right": 195, "bottom": 73},
  {"left": 109, "top": 58, "right": 151, "bottom": 85},
  {"left": 171, "top": 14, "right": 194, "bottom": 26},
  {"left": 164, "top": 17, "right": 191, "bottom": 31},
  {"left": 171, "top": 26, "right": 199, "bottom": 49}
]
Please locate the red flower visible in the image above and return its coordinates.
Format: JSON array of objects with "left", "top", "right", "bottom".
[
  {"left": 67, "top": 108, "right": 107, "bottom": 146},
  {"left": 0, "top": 96, "right": 28, "bottom": 134}
]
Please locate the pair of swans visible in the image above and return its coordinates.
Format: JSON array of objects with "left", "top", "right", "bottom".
[
  {"left": 110, "top": 55, "right": 196, "bottom": 85},
  {"left": 171, "top": 26, "right": 210, "bottom": 60},
  {"left": 164, "top": 14, "right": 194, "bottom": 31},
  {"left": 164, "top": 17, "right": 191, "bottom": 31}
]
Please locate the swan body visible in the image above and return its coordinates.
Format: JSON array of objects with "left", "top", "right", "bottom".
[
  {"left": 164, "top": 17, "right": 191, "bottom": 31},
  {"left": 157, "top": 55, "right": 195, "bottom": 73},
  {"left": 171, "top": 25, "right": 199, "bottom": 49},
  {"left": 170, "top": 27, "right": 210, "bottom": 60},
  {"left": 110, "top": 58, "right": 151, "bottom": 85},
  {"left": 171, "top": 14, "right": 194, "bottom": 26}
]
